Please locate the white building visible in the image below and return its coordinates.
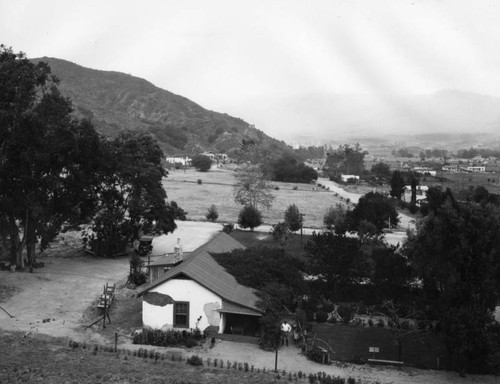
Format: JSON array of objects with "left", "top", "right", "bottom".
[{"left": 137, "top": 233, "right": 262, "bottom": 336}]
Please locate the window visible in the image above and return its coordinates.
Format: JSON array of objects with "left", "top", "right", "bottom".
[{"left": 174, "top": 302, "right": 189, "bottom": 328}]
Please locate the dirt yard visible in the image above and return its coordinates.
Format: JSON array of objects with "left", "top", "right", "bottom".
[{"left": 1, "top": 230, "right": 498, "bottom": 383}]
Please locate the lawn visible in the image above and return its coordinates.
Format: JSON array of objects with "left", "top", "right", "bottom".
[{"left": 164, "top": 166, "right": 345, "bottom": 229}]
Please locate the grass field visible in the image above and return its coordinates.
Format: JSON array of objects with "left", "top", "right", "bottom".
[{"left": 164, "top": 166, "right": 347, "bottom": 229}]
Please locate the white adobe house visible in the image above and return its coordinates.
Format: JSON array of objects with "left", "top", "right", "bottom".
[{"left": 136, "top": 232, "right": 262, "bottom": 336}]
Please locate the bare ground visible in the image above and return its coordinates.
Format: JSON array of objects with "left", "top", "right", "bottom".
[{"left": 1, "top": 230, "right": 498, "bottom": 383}]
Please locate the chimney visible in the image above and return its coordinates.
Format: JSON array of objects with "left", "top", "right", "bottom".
[{"left": 173, "top": 238, "right": 183, "bottom": 264}]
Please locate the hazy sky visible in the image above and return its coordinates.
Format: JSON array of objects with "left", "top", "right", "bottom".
[{"left": 2, "top": 0, "right": 500, "bottom": 139}]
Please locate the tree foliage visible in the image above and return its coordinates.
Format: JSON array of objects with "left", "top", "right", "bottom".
[
  {"left": 284, "top": 204, "right": 302, "bottom": 232},
  {"left": 323, "top": 204, "right": 348, "bottom": 233},
  {"left": 212, "top": 247, "right": 307, "bottom": 349},
  {"left": 191, "top": 154, "right": 212, "bottom": 172},
  {"left": 233, "top": 163, "right": 274, "bottom": 210},
  {"left": 270, "top": 222, "right": 290, "bottom": 249},
  {"left": 324, "top": 143, "right": 366, "bottom": 181},
  {"left": 237, "top": 205, "right": 263, "bottom": 231},
  {"left": 403, "top": 194, "right": 500, "bottom": 372},
  {"left": 205, "top": 204, "right": 219, "bottom": 222},
  {"left": 0, "top": 46, "right": 102, "bottom": 269},
  {"left": 305, "top": 232, "right": 369, "bottom": 299},
  {"left": 371, "top": 162, "right": 391, "bottom": 179},
  {"left": 87, "top": 132, "right": 182, "bottom": 257},
  {"left": 346, "top": 192, "right": 399, "bottom": 233},
  {"left": 270, "top": 154, "right": 318, "bottom": 183},
  {"left": 389, "top": 170, "right": 406, "bottom": 200}
]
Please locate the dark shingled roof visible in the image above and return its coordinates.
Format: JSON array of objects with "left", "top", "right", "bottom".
[{"left": 137, "top": 232, "right": 262, "bottom": 314}]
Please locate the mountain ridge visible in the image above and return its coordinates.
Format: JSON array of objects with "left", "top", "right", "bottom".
[{"left": 31, "top": 57, "right": 290, "bottom": 157}]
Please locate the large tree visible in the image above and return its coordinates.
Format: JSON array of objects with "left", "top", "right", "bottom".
[
  {"left": 233, "top": 142, "right": 275, "bottom": 210},
  {"left": 305, "top": 231, "right": 369, "bottom": 299},
  {"left": 323, "top": 143, "right": 366, "bottom": 181},
  {"left": 284, "top": 204, "right": 302, "bottom": 232},
  {"left": 347, "top": 192, "right": 399, "bottom": 233},
  {"left": 191, "top": 154, "right": 212, "bottom": 172},
  {"left": 87, "top": 132, "right": 183, "bottom": 257},
  {"left": 403, "top": 195, "right": 500, "bottom": 373},
  {"left": 0, "top": 46, "right": 101, "bottom": 269},
  {"left": 389, "top": 170, "right": 406, "bottom": 200}
]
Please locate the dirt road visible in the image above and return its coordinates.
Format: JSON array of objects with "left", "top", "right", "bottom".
[
  {"left": 1, "top": 225, "right": 498, "bottom": 384},
  {"left": 0, "top": 253, "right": 129, "bottom": 343}
]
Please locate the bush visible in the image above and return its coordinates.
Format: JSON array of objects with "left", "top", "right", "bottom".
[
  {"left": 368, "top": 318, "right": 374, "bottom": 327},
  {"left": 337, "top": 305, "right": 355, "bottom": 325},
  {"left": 315, "top": 311, "right": 328, "bottom": 323},
  {"left": 187, "top": 355, "right": 203, "bottom": 366},
  {"left": 192, "top": 154, "right": 212, "bottom": 172},
  {"left": 237, "top": 205, "right": 262, "bottom": 231},
  {"left": 129, "top": 253, "right": 147, "bottom": 285},
  {"left": 222, "top": 223, "right": 234, "bottom": 234},
  {"left": 197, "top": 178, "right": 202, "bottom": 185},
  {"left": 133, "top": 328, "right": 203, "bottom": 348},
  {"left": 377, "top": 319, "right": 385, "bottom": 328},
  {"left": 205, "top": 204, "right": 219, "bottom": 222},
  {"left": 306, "top": 346, "right": 328, "bottom": 364}
]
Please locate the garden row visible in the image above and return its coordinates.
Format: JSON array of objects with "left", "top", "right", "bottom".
[{"left": 67, "top": 339, "right": 384, "bottom": 384}]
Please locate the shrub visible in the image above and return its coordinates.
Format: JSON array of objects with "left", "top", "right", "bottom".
[
  {"left": 187, "top": 355, "right": 203, "bottom": 366},
  {"left": 307, "top": 346, "right": 328, "bottom": 364},
  {"left": 237, "top": 205, "right": 262, "bottom": 231},
  {"left": 368, "top": 318, "right": 374, "bottom": 327},
  {"left": 205, "top": 204, "right": 219, "bottom": 222},
  {"left": 192, "top": 154, "right": 212, "bottom": 172},
  {"left": 133, "top": 328, "right": 203, "bottom": 348},
  {"left": 197, "top": 178, "right": 202, "bottom": 185},
  {"left": 315, "top": 311, "right": 328, "bottom": 323},
  {"left": 129, "top": 253, "right": 147, "bottom": 285},
  {"left": 274, "top": 185, "right": 280, "bottom": 190},
  {"left": 337, "top": 305, "right": 355, "bottom": 325},
  {"left": 377, "top": 319, "right": 385, "bottom": 328},
  {"left": 222, "top": 223, "right": 234, "bottom": 233}
]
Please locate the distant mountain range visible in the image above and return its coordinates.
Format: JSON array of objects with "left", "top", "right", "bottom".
[
  {"left": 245, "top": 90, "right": 500, "bottom": 149},
  {"left": 31, "top": 57, "right": 291, "bottom": 157},
  {"left": 31, "top": 58, "right": 500, "bottom": 153}
]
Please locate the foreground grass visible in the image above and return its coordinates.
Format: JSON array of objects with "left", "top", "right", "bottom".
[{"left": 0, "top": 332, "right": 284, "bottom": 384}]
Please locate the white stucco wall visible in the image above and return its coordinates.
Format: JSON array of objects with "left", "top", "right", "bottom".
[{"left": 143, "top": 278, "right": 224, "bottom": 333}]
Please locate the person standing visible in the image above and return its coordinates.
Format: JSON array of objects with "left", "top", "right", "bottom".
[{"left": 281, "top": 320, "right": 292, "bottom": 346}]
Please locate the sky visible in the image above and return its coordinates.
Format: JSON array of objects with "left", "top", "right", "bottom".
[{"left": 2, "top": 0, "right": 500, "bottom": 141}]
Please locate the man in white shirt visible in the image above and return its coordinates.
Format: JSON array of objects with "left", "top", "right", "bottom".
[{"left": 281, "top": 320, "right": 292, "bottom": 346}]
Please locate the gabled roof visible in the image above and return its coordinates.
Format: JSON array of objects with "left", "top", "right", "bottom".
[{"left": 137, "top": 232, "right": 262, "bottom": 314}]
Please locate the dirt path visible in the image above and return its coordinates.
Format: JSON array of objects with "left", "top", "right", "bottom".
[
  {"left": 0, "top": 253, "right": 129, "bottom": 344},
  {"left": 115, "top": 338, "right": 497, "bottom": 384},
  {"left": 1, "top": 227, "right": 498, "bottom": 384}
]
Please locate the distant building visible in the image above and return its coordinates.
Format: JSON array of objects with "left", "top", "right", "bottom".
[
  {"left": 166, "top": 156, "right": 191, "bottom": 166},
  {"left": 413, "top": 167, "right": 437, "bottom": 177},
  {"left": 341, "top": 174, "right": 360, "bottom": 183},
  {"left": 465, "top": 166, "right": 485, "bottom": 173},
  {"left": 403, "top": 185, "right": 429, "bottom": 205}
]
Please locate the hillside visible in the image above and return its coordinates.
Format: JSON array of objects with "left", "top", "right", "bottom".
[{"left": 31, "top": 57, "right": 291, "bottom": 157}]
